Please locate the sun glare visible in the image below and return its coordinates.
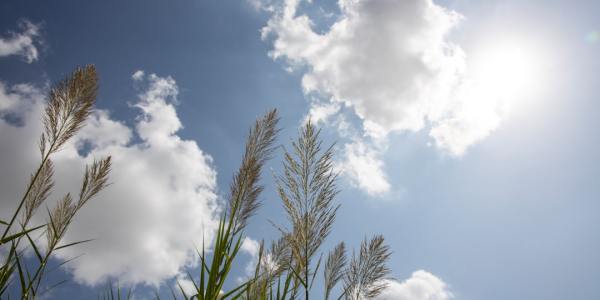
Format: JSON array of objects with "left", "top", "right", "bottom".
[{"left": 471, "top": 41, "right": 543, "bottom": 102}]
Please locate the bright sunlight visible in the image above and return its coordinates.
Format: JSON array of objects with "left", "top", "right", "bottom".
[{"left": 471, "top": 40, "right": 543, "bottom": 100}]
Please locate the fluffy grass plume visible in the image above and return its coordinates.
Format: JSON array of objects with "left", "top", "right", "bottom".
[
  {"left": 177, "top": 110, "right": 279, "bottom": 300},
  {"left": 276, "top": 120, "right": 340, "bottom": 299},
  {"left": 0, "top": 65, "right": 111, "bottom": 299},
  {"left": 343, "top": 235, "right": 392, "bottom": 300}
]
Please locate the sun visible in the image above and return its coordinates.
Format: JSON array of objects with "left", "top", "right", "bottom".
[{"left": 470, "top": 39, "right": 543, "bottom": 102}]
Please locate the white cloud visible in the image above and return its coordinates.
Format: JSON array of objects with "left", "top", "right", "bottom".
[
  {"left": 175, "top": 273, "right": 198, "bottom": 296},
  {"left": 262, "top": 0, "right": 507, "bottom": 157},
  {"left": 304, "top": 100, "right": 340, "bottom": 126},
  {"left": 0, "top": 20, "right": 41, "bottom": 63},
  {"left": 375, "top": 270, "right": 453, "bottom": 300},
  {"left": 0, "top": 81, "right": 42, "bottom": 114},
  {"left": 428, "top": 79, "right": 505, "bottom": 156},
  {"left": 247, "top": 0, "right": 276, "bottom": 12},
  {"left": 241, "top": 237, "right": 260, "bottom": 258},
  {"left": 131, "top": 70, "right": 145, "bottom": 81},
  {"left": 241, "top": 237, "right": 260, "bottom": 277},
  {"left": 338, "top": 140, "right": 390, "bottom": 196},
  {"left": 0, "top": 72, "right": 220, "bottom": 286}
]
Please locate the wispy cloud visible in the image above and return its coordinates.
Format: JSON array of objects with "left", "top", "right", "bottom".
[
  {"left": 0, "top": 20, "right": 41, "bottom": 63},
  {"left": 0, "top": 71, "right": 220, "bottom": 286}
]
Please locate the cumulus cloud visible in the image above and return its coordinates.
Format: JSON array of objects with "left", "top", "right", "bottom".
[
  {"left": 0, "top": 72, "right": 220, "bottom": 286},
  {"left": 175, "top": 273, "right": 198, "bottom": 296},
  {"left": 131, "top": 70, "right": 145, "bottom": 81},
  {"left": 338, "top": 140, "right": 390, "bottom": 196},
  {"left": 304, "top": 100, "right": 340, "bottom": 125},
  {"left": 0, "top": 20, "right": 41, "bottom": 63},
  {"left": 259, "top": 0, "right": 513, "bottom": 195},
  {"left": 376, "top": 270, "right": 453, "bottom": 300},
  {"left": 262, "top": 0, "right": 507, "bottom": 157},
  {"left": 241, "top": 237, "right": 261, "bottom": 277},
  {"left": 0, "top": 81, "right": 42, "bottom": 115},
  {"left": 241, "top": 237, "right": 261, "bottom": 258}
]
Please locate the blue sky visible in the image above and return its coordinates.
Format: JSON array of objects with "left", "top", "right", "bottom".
[{"left": 0, "top": 0, "right": 599, "bottom": 299}]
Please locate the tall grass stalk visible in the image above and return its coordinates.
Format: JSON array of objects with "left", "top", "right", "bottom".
[
  {"left": 0, "top": 65, "right": 112, "bottom": 299},
  {"left": 176, "top": 110, "right": 279, "bottom": 300},
  {"left": 240, "top": 121, "right": 393, "bottom": 300}
]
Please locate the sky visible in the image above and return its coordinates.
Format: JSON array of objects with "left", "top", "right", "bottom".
[{"left": 0, "top": 0, "right": 599, "bottom": 299}]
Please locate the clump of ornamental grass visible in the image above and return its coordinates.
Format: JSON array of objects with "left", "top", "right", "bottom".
[
  {"left": 174, "top": 110, "right": 280, "bottom": 300},
  {"left": 169, "top": 118, "right": 392, "bottom": 300},
  {"left": 0, "top": 65, "right": 112, "bottom": 299},
  {"left": 239, "top": 121, "right": 393, "bottom": 300}
]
